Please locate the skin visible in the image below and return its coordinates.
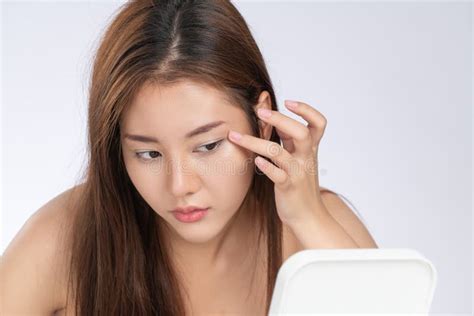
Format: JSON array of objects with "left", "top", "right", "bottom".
[
  {"left": 119, "top": 79, "right": 273, "bottom": 277},
  {"left": 1, "top": 77, "right": 377, "bottom": 316}
]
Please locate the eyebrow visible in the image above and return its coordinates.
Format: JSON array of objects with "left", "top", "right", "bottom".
[{"left": 123, "top": 120, "right": 226, "bottom": 144}]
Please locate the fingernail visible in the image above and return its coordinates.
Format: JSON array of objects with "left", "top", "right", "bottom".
[
  {"left": 257, "top": 108, "right": 272, "bottom": 118},
  {"left": 229, "top": 130, "right": 242, "bottom": 141},
  {"left": 255, "top": 156, "right": 267, "bottom": 166},
  {"left": 285, "top": 100, "right": 298, "bottom": 109}
]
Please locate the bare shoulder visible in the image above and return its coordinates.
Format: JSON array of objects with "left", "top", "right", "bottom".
[
  {"left": 281, "top": 186, "right": 378, "bottom": 261},
  {"left": 319, "top": 186, "right": 378, "bottom": 248},
  {"left": 0, "top": 184, "right": 84, "bottom": 315}
]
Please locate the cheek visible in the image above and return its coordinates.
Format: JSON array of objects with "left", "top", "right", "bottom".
[
  {"left": 122, "top": 152, "right": 163, "bottom": 206},
  {"left": 203, "top": 139, "right": 256, "bottom": 176},
  {"left": 200, "top": 146, "right": 255, "bottom": 207}
]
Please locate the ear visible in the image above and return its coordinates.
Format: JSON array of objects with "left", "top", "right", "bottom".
[{"left": 254, "top": 90, "right": 273, "bottom": 140}]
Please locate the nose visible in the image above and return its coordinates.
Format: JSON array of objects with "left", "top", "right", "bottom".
[{"left": 166, "top": 156, "right": 201, "bottom": 198}]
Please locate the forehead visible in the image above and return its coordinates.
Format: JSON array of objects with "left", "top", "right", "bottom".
[{"left": 120, "top": 80, "right": 246, "bottom": 137}]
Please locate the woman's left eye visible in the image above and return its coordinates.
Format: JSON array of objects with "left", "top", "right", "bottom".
[{"left": 195, "top": 139, "right": 224, "bottom": 153}]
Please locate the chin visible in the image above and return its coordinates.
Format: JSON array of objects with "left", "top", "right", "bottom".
[
  {"left": 166, "top": 209, "right": 236, "bottom": 245},
  {"left": 173, "top": 224, "right": 222, "bottom": 245}
]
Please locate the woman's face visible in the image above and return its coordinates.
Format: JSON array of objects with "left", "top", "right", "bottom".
[{"left": 120, "top": 79, "right": 268, "bottom": 245}]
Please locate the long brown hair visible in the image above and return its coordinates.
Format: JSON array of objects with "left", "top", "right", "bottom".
[{"left": 64, "top": 0, "right": 283, "bottom": 314}]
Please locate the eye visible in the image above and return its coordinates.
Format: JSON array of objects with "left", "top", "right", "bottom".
[
  {"left": 195, "top": 139, "right": 224, "bottom": 153},
  {"left": 135, "top": 139, "right": 224, "bottom": 162},
  {"left": 135, "top": 150, "right": 161, "bottom": 161}
]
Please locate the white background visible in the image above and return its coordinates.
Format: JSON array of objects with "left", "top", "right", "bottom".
[{"left": 1, "top": 0, "right": 472, "bottom": 314}]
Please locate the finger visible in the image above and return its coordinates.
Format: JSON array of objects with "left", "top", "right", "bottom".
[
  {"left": 275, "top": 126, "right": 295, "bottom": 153},
  {"left": 255, "top": 156, "right": 289, "bottom": 187},
  {"left": 284, "top": 100, "right": 327, "bottom": 146},
  {"left": 228, "top": 130, "right": 294, "bottom": 172},
  {"left": 256, "top": 108, "right": 312, "bottom": 156}
]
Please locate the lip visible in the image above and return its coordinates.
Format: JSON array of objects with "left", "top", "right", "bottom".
[
  {"left": 172, "top": 206, "right": 209, "bottom": 213},
  {"left": 172, "top": 207, "right": 209, "bottom": 223}
]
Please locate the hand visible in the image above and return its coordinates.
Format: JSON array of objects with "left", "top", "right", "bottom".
[{"left": 228, "top": 100, "right": 329, "bottom": 227}]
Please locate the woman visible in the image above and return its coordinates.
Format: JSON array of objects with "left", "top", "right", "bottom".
[{"left": 1, "top": 0, "right": 378, "bottom": 315}]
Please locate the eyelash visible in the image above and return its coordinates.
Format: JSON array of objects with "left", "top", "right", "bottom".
[{"left": 135, "top": 139, "right": 224, "bottom": 162}]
